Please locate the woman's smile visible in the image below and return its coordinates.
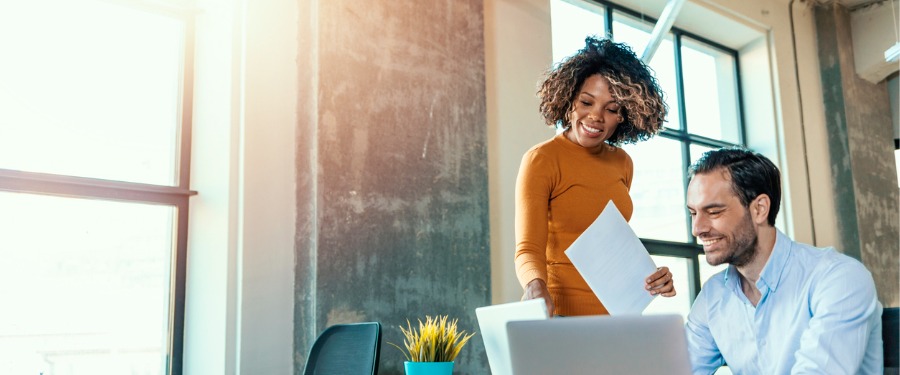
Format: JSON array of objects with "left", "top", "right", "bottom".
[{"left": 566, "top": 74, "right": 622, "bottom": 150}]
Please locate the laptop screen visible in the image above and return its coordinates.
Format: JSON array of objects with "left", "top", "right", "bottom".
[{"left": 475, "top": 299, "right": 549, "bottom": 375}]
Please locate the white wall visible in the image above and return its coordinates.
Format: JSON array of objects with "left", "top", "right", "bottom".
[
  {"left": 785, "top": 0, "right": 840, "bottom": 249},
  {"left": 484, "top": 0, "right": 555, "bottom": 304},
  {"left": 184, "top": 0, "right": 238, "bottom": 372},
  {"left": 185, "top": 0, "right": 296, "bottom": 373}
]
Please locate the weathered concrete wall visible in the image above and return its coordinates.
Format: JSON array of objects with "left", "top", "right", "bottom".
[
  {"left": 295, "top": 1, "right": 491, "bottom": 374},
  {"left": 815, "top": 4, "right": 900, "bottom": 307}
]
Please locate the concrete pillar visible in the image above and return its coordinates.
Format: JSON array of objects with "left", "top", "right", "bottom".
[
  {"left": 295, "top": 1, "right": 491, "bottom": 373},
  {"left": 815, "top": 3, "right": 900, "bottom": 307}
]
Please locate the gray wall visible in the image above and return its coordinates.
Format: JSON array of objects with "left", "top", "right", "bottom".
[
  {"left": 295, "top": 1, "right": 491, "bottom": 374},
  {"left": 815, "top": 3, "right": 900, "bottom": 307}
]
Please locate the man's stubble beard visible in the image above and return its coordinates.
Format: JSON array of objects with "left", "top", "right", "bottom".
[
  {"left": 705, "top": 209, "right": 758, "bottom": 267},
  {"left": 724, "top": 210, "right": 758, "bottom": 268}
]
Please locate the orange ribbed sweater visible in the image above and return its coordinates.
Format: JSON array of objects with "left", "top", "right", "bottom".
[{"left": 514, "top": 133, "right": 634, "bottom": 316}]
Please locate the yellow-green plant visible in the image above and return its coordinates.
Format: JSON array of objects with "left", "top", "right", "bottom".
[{"left": 389, "top": 315, "right": 476, "bottom": 362}]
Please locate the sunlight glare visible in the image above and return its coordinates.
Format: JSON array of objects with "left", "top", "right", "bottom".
[{"left": 0, "top": 0, "right": 183, "bottom": 185}]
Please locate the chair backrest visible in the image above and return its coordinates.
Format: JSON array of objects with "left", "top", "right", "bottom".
[
  {"left": 303, "top": 322, "right": 382, "bottom": 375},
  {"left": 884, "top": 307, "right": 899, "bottom": 371}
]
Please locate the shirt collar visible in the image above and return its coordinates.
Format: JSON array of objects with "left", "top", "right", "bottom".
[{"left": 758, "top": 228, "right": 791, "bottom": 292}]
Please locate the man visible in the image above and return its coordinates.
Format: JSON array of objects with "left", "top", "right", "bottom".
[{"left": 684, "top": 147, "right": 883, "bottom": 374}]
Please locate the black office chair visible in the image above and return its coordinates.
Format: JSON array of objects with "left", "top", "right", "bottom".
[
  {"left": 303, "top": 322, "right": 382, "bottom": 375},
  {"left": 884, "top": 307, "right": 899, "bottom": 374}
]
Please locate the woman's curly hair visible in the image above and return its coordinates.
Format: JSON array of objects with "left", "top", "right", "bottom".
[{"left": 537, "top": 36, "right": 668, "bottom": 146}]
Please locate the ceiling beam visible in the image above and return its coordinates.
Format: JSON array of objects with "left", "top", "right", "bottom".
[{"left": 641, "top": 0, "right": 686, "bottom": 63}]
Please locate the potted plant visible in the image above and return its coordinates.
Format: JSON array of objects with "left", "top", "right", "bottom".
[{"left": 390, "top": 315, "right": 476, "bottom": 375}]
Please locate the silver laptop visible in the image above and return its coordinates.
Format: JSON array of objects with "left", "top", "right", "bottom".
[
  {"left": 475, "top": 299, "right": 549, "bottom": 375},
  {"left": 506, "top": 314, "right": 691, "bottom": 375}
]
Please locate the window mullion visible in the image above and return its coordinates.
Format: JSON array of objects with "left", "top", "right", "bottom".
[
  {"left": 177, "top": 16, "right": 196, "bottom": 191},
  {"left": 0, "top": 168, "right": 196, "bottom": 206},
  {"left": 168, "top": 202, "right": 190, "bottom": 375},
  {"left": 673, "top": 31, "right": 688, "bottom": 135},
  {"left": 734, "top": 51, "right": 747, "bottom": 146},
  {"left": 604, "top": 4, "right": 613, "bottom": 37},
  {"left": 689, "top": 254, "right": 702, "bottom": 303}
]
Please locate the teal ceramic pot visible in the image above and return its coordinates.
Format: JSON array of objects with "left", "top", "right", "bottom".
[{"left": 404, "top": 361, "right": 454, "bottom": 375}]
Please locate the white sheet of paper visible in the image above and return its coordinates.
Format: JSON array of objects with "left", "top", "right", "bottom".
[{"left": 564, "top": 200, "right": 657, "bottom": 315}]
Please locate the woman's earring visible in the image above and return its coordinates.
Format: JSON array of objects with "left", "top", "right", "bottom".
[{"left": 617, "top": 115, "right": 624, "bottom": 123}]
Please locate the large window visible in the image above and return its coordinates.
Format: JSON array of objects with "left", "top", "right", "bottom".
[
  {"left": 551, "top": 0, "right": 743, "bottom": 318},
  {"left": 0, "top": 0, "right": 194, "bottom": 374}
]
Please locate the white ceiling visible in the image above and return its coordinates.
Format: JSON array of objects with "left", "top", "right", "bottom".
[
  {"left": 613, "top": 0, "right": 765, "bottom": 50},
  {"left": 832, "top": 0, "right": 889, "bottom": 9}
]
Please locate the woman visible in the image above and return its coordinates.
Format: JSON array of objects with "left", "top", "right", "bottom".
[{"left": 515, "top": 36, "right": 675, "bottom": 316}]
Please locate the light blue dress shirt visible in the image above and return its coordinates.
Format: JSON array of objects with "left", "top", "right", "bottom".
[{"left": 685, "top": 229, "right": 883, "bottom": 375}]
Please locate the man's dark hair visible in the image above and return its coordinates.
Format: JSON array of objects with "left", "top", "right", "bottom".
[{"left": 689, "top": 147, "right": 782, "bottom": 226}]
